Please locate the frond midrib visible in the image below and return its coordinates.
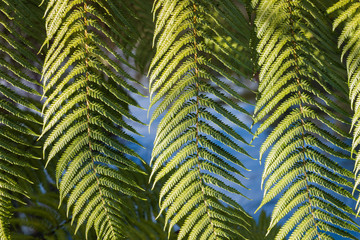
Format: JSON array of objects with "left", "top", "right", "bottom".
[
  {"left": 81, "top": 2, "right": 117, "bottom": 238},
  {"left": 283, "top": 1, "right": 321, "bottom": 238}
]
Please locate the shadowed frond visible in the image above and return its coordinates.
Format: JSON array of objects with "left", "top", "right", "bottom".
[
  {"left": 329, "top": 0, "right": 360, "bottom": 216},
  {"left": 240, "top": 210, "right": 281, "bottom": 240},
  {"left": 129, "top": 0, "right": 155, "bottom": 74},
  {"left": 149, "top": 0, "right": 253, "bottom": 239},
  {"left": 254, "top": 0, "right": 359, "bottom": 239},
  {"left": 41, "top": 0, "right": 147, "bottom": 239},
  {"left": 0, "top": 0, "right": 45, "bottom": 238},
  {"left": 9, "top": 152, "right": 97, "bottom": 240},
  {"left": 10, "top": 192, "right": 97, "bottom": 240}
]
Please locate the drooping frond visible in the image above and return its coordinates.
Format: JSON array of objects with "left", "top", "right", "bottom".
[
  {"left": 254, "top": 0, "right": 359, "bottom": 239},
  {"left": 329, "top": 0, "right": 360, "bottom": 215},
  {"left": 149, "top": 0, "right": 253, "bottom": 239},
  {"left": 0, "top": 0, "right": 45, "bottom": 238},
  {"left": 41, "top": 1, "right": 146, "bottom": 239}
]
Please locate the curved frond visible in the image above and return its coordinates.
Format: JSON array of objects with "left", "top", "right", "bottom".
[
  {"left": 149, "top": 0, "right": 253, "bottom": 239},
  {"left": 41, "top": 1, "right": 146, "bottom": 239},
  {"left": 254, "top": 0, "right": 359, "bottom": 239}
]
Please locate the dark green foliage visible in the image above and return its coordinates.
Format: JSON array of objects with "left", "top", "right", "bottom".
[
  {"left": 329, "top": 0, "right": 360, "bottom": 217},
  {"left": 242, "top": 211, "right": 281, "bottom": 240},
  {"left": 0, "top": 0, "right": 45, "bottom": 238},
  {"left": 125, "top": 164, "right": 178, "bottom": 240}
]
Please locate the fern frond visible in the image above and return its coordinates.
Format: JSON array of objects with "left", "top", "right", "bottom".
[
  {"left": 0, "top": 0, "right": 45, "bottom": 238},
  {"left": 238, "top": 210, "right": 281, "bottom": 240},
  {"left": 254, "top": 0, "right": 358, "bottom": 239},
  {"left": 150, "top": 0, "right": 253, "bottom": 239},
  {"left": 329, "top": 0, "right": 360, "bottom": 216},
  {"left": 41, "top": 1, "right": 146, "bottom": 239}
]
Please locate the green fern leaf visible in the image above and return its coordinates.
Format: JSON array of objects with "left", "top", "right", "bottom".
[
  {"left": 329, "top": 0, "right": 360, "bottom": 216},
  {"left": 0, "top": 0, "right": 45, "bottom": 238},
  {"left": 254, "top": 0, "right": 359, "bottom": 239},
  {"left": 41, "top": 1, "right": 146, "bottom": 239},
  {"left": 149, "top": 1, "right": 253, "bottom": 239}
]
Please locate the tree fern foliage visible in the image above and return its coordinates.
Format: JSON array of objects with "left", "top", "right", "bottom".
[
  {"left": 253, "top": 0, "right": 359, "bottom": 239},
  {"left": 149, "top": 0, "right": 253, "bottom": 239},
  {"left": 329, "top": 0, "right": 360, "bottom": 216},
  {"left": 0, "top": 0, "right": 45, "bottom": 238},
  {"left": 41, "top": 0, "right": 147, "bottom": 239},
  {"left": 3, "top": 0, "right": 360, "bottom": 239}
]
